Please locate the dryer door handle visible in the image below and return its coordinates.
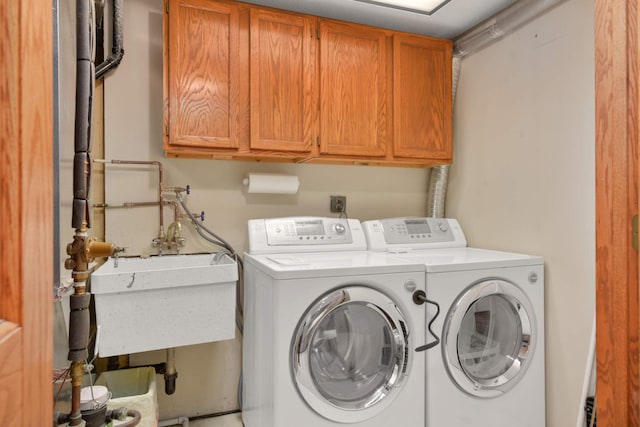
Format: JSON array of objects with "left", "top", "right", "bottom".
[{"left": 296, "top": 290, "right": 348, "bottom": 353}]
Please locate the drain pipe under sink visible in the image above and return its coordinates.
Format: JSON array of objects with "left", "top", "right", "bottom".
[
  {"left": 164, "top": 347, "right": 178, "bottom": 395},
  {"left": 159, "top": 417, "right": 189, "bottom": 427}
]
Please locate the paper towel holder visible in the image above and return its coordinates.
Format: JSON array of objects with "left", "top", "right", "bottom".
[{"left": 242, "top": 173, "right": 300, "bottom": 195}]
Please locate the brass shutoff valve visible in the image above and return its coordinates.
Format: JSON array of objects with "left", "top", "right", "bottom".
[{"left": 65, "top": 233, "right": 119, "bottom": 282}]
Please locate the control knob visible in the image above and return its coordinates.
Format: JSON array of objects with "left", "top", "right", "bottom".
[{"left": 334, "top": 223, "right": 346, "bottom": 234}]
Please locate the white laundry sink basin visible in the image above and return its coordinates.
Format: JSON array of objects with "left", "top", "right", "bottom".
[{"left": 91, "top": 253, "right": 238, "bottom": 356}]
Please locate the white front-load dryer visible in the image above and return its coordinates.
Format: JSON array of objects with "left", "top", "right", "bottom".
[
  {"left": 242, "top": 217, "right": 426, "bottom": 427},
  {"left": 363, "top": 218, "right": 545, "bottom": 427}
]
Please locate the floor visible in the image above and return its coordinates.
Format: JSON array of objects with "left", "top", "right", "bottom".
[{"left": 165, "top": 413, "right": 243, "bottom": 427}]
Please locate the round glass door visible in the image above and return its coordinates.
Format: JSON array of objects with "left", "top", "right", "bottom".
[
  {"left": 292, "top": 286, "right": 410, "bottom": 423},
  {"left": 443, "top": 279, "right": 535, "bottom": 398}
]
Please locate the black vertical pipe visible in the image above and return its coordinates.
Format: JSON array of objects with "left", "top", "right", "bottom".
[
  {"left": 72, "top": 0, "right": 93, "bottom": 230},
  {"left": 96, "top": 0, "right": 124, "bottom": 80},
  {"left": 67, "top": 294, "right": 91, "bottom": 361}
]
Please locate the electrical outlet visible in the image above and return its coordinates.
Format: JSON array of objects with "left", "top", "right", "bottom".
[{"left": 330, "top": 195, "right": 346, "bottom": 213}]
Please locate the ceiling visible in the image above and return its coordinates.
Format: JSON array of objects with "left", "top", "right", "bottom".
[{"left": 240, "top": 0, "right": 519, "bottom": 39}]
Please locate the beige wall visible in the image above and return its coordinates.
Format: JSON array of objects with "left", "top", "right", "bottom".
[
  {"left": 103, "top": 0, "right": 429, "bottom": 418},
  {"left": 101, "top": 0, "right": 595, "bottom": 424},
  {"left": 448, "top": 0, "right": 595, "bottom": 426}
]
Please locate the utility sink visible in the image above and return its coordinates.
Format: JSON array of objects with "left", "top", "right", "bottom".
[{"left": 91, "top": 253, "right": 238, "bottom": 357}]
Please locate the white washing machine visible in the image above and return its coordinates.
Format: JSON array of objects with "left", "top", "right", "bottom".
[
  {"left": 363, "top": 217, "right": 545, "bottom": 427},
  {"left": 242, "top": 217, "right": 427, "bottom": 427}
]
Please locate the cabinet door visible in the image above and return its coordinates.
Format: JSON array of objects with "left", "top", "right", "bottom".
[
  {"left": 319, "top": 20, "right": 387, "bottom": 157},
  {"left": 167, "top": 0, "right": 240, "bottom": 149},
  {"left": 250, "top": 9, "right": 316, "bottom": 153},
  {"left": 393, "top": 34, "right": 452, "bottom": 160}
]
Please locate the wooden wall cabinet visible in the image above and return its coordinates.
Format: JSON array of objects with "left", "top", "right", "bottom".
[
  {"left": 393, "top": 34, "right": 452, "bottom": 161},
  {"left": 163, "top": 0, "right": 452, "bottom": 167},
  {"left": 319, "top": 20, "right": 387, "bottom": 158},
  {"left": 166, "top": 0, "right": 242, "bottom": 149},
  {"left": 249, "top": 8, "right": 317, "bottom": 155}
]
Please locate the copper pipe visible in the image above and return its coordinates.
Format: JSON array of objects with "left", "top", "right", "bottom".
[
  {"left": 93, "top": 200, "right": 176, "bottom": 209},
  {"left": 69, "top": 360, "right": 85, "bottom": 426},
  {"left": 65, "top": 224, "right": 119, "bottom": 424},
  {"left": 92, "top": 159, "right": 193, "bottom": 254},
  {"left": 93, "top": 197, "right": 185, "bottom": 252},
  {"left": 173, "top": 201, "right": 180, "bottom": 220},
  {"left": 94, "top": 159, "right": 165, "bottom": 230},
  {"left": 122, "top": 200, "right": 167, "bottom": 209}
]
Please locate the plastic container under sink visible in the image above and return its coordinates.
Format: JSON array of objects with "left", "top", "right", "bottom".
[
  {"left": 95, "top": 367, "right": 158, "bottom": 427},
  {"left": 80, "top": 385, "right": 110, "bottom": 411},
  {"left": 91, "top": 253, "right": 238, "bottom": 357}
]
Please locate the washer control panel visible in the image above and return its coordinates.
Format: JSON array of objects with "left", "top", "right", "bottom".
[
  {"left": 362, "top": 217, "right": 467, "bottom": 251},
  {"left": 248, "top": 217, "right": 368, "bottom": 254},
  {"left": 265, "top": 217, "right": 351, "bottom": 244}
]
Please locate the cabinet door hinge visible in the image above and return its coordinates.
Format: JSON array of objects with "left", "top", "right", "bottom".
[
  {"left": 317, "top": 27, "right": 320, "bottom": 39},
  {"left": 633, "top": 215, "right": 638, "bottom": 252},
  {"left": 165, "top": 124, "right": 169, "bottom": 137},
  {"left": 166, "top": 1, "right": 169, "bottom": 14},
  {"left": 317, "top": 136, "right": 320, "bottom": 147}
]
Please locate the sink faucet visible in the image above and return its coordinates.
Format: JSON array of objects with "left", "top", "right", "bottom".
[
  {"left": 152, "top": 222, "right": 186, "bottom": 254},
  {"left": 112, "top": 247, "right": 125, "bottom": 268}
]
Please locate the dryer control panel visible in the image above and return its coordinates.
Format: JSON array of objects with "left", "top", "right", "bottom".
[
  {"left": 248, "top": 217, "right": 367, "bottom": 254},
  {"left": 362, "top": 217, "right": 467, "bottom": 251}
]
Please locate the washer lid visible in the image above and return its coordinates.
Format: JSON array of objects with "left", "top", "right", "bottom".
[
  {"left": 244, "top": 251, "right": 424, "bottom": 279},
  {"left": 292, "top": 286, "right": 410, "bottom": 423},
  {"left": 388, "top": 247, "right": 543, "bottom": 272}
]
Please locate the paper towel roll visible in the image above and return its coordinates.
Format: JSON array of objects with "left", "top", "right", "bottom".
[{"left": 242, "top": 173, "right": 299, "bottom": 194}]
